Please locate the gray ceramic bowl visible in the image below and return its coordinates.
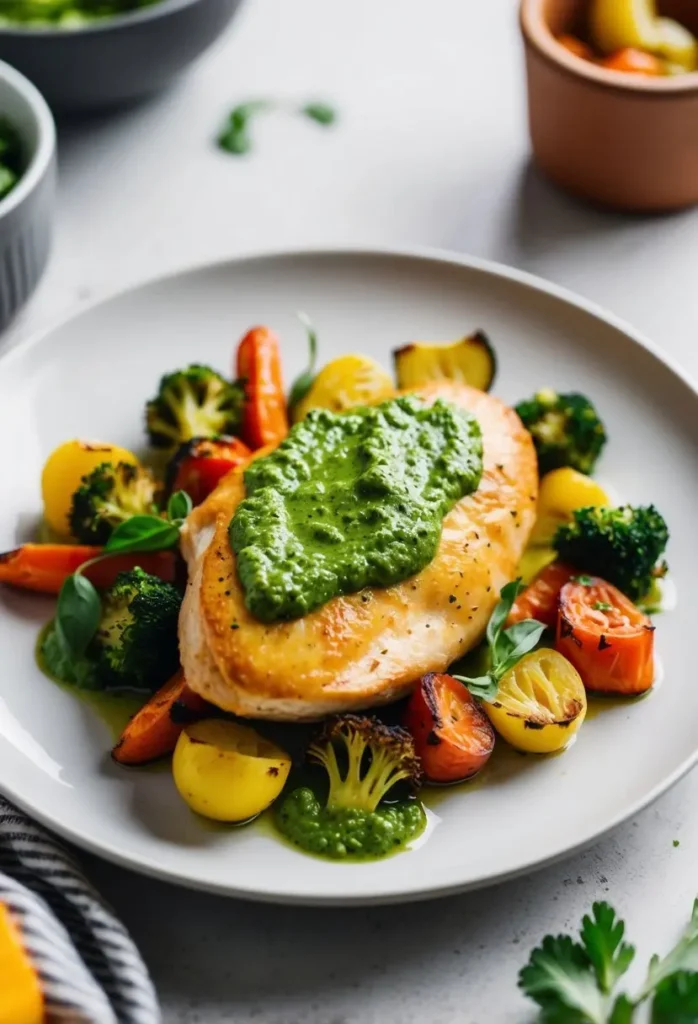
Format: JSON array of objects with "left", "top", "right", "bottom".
[
  {"left": 0, "top": 60, "right": 55, "bottom": 332},
  {"left": 0, "top": 0, "right": 244, "bottom": 114}
]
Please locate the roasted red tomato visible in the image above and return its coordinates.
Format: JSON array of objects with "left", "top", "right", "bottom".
[
  {"left": 556, "top": 577, "right": 655, "bottom": 696},
  {"left": 404, "top": 673, "right": 495, "bottom": 784},
  {"left": 167, "top": 435, "right": 251, "bottom": 506}
]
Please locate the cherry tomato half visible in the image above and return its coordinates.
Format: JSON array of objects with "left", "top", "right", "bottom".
[
  {"left": 404, "top": 674, "right": 495, "bottom": 784},
  {"left": 556, "top": 577, "right": 655, "bottom": 696}
]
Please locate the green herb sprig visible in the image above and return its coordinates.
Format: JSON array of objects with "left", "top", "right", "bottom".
[
  {"left": 218, "top": 99, "right": 338, "bottom": 156},
  {"left": 520, "top": 897, "right": 698, "bottom": 1023},
  {"left": 288, "top": 312, "right": 318, "bottom": 413},
  {"left": 54, "top": 491, "right": 192, "bottom": 666},
  {"left": 453, "top": 580, "right": 546, "bottom": 702}
]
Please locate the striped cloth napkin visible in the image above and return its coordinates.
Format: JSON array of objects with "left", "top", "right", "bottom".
[{"left": 0, "top": 796, "right": 160, "bottom": 1024}]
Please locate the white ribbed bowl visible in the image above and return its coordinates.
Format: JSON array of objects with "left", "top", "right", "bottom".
[{"left": 0, "top": 60, "right": 55, "bottom": 332}]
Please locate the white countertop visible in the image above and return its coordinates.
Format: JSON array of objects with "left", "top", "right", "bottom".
[{"left": 5, "top": 0, "right": 698, "bottom": 1020}]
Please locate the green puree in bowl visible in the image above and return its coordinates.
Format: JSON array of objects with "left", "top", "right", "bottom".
[
  {"left": 0, "top": 119, "right": 23, "bottom": 200},
  {"left": 0, "top": 0, "right": 160, "bottom": 28},
  {"left": 230, "top": 394, "right": 483, "bottom": 623}
]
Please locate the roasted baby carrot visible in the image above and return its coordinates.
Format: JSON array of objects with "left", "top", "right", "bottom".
[
  {"left": 0, "top": 544, "right": 177, "bottom": 594},
  {"left": 236, "top": 326, "right": 289, "bottom": 449},
  {"left": 507, "top": 561, "right": 575, "bottom": 629},
  {"left": 556, "top": 577, "right": 655, "bottom": 695},
  {"left": 112, "top": 670, "right": 209, "bottom": 766}
]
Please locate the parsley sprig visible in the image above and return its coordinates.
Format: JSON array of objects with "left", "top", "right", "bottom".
[
  {"left": 453, "top": 580, "right": 546, "bottom": 701},
  {"left": 520, "top": 898, "right": 698, "bottom": 1022}
]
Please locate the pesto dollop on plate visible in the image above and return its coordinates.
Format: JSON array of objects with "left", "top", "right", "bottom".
[
  {"left": 0, "top": 0, "right": 160, "bottom": 28},
  {"left": 230, "top": 394, "right": 483, "bottom": 622}
]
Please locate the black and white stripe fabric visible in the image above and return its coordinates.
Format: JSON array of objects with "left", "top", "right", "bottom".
[{"left": 0, "top": 796, "right": 160, "bottom": 1024}]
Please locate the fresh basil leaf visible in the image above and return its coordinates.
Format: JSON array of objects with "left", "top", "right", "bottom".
[
  {"left": 301, "top": 102, "right": 337, "bottom": 126},
  {"left": 105, "top": 515, "right": 180, "bottom": 554},
  {"left": 496, "top": 621, "right": 547, "bottom": 678},
  {"left": 167, "top": 490, "right": 193, "bottom": 523},
  {"left": 288, "top": 311, "right": 318, "bottom": 412},
  {"left": 56, "top": 574, "right": 101, "bottom": 662},
  {"left": 452, "top": 673, "right": 499, "bottom": 703},
  {"left": 486, "top": 580, "right": 522, "bottom": 655}
]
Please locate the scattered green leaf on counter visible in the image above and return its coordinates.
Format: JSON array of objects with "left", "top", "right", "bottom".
[
  {"left": 674, "top": 840, "right": 681, "bottom": 848},
  {"left": 453, "top": 580, "right": 546, "bottom": 701},
  {"left": 520, "top": 897, "right": 698, "bottom": 1023},
  {"left": 301, "top": 102, "right": 337, "bottom": 125},
  {"left": 288, "top": 312, "right": 318, "bottom": 412},
  {"left": 218, "top": 100, "right": 273, "bottom": 156},
  {"left": 218, "top": 98, "right": 338, "bottom": 156}
]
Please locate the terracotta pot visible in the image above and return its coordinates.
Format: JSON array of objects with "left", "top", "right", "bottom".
[{"left": 520, "top": 0, "right": 698, "bottom": 211}]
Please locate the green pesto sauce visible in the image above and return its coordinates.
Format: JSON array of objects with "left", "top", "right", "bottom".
[
  {"left": 36, "top": 622, "right": 142, "bottom": 740},
  {"left": 275, "top": 787, "right": 426, "bottom": 860},
  {"left": 230, "top": 395, "right": 483, "bottom": 622},
  {"left": 0, "top": 0, "right": 160, "bottom": 28}
]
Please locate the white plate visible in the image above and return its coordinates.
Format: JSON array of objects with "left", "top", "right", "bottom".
[{"left": 0, "top": 248, "right": 696, "bottom": 906}]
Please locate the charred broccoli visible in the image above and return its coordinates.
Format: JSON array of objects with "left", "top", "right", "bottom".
[
  {"left": 92, "top": 568, "right": 182, "bottom": 691},
  {"left": 554, "top": 504, "right": 669, "bottom": 602},
  {"left": 276, "top": 715, "right": 425, "bottom": 860},
  {"left": 69, "top": 461, "right": 160, "bottom": 544},
  {"left": 145, "top": 364, "right": 244, "bottom": 449},
  {"left": 516, "top": 389, "right": 607, "bottom": 476}
]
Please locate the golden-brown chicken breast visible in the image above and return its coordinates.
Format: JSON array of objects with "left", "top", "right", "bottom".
[{"left": 179, "top": 382, "right": 538, "bottom": 720}]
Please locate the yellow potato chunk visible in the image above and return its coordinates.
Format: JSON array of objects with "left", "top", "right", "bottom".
[
  {"left": 173, "top": 719, "right": 291, "bottom": 823},
  {"left": 41, "top": 439, "right": 139, "bottom": 538},
  {"left": 531, "top": 467, "right": 609, "bottom": 547},
  {"left": 293, "top": 354, "right": 394, "bottom": 421}
]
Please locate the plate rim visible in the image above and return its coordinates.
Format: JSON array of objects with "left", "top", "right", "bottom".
[{"left": 2, "top": 243, "right": 697, "bottom": 906}]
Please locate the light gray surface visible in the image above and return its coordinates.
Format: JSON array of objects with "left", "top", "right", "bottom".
[{"left": 2, "top": 0, "right": 697, "bottom": 1020}]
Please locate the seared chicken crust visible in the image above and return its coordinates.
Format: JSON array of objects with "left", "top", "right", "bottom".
[{"left": 179, "top": 382, "right": 538, "bottom": 720}]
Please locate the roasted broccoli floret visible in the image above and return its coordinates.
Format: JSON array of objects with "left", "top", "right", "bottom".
[
  {"left": 92, "top": 568, "right": 182, "bottom": 691},
  {"left": 516, "top": 389, "right": 607, "bottom": 476},
  {"left": 276, "top": 715, "right": 425, "bottom": 860},
  {"left": 69, "top": 461, "right": 160, "bottom": 544},
  {"left": 145, "top": 365, "right": 244, "bottom": 449},
  {"left": 554, "top": 504, "right": 669, "bottom": 601}
]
